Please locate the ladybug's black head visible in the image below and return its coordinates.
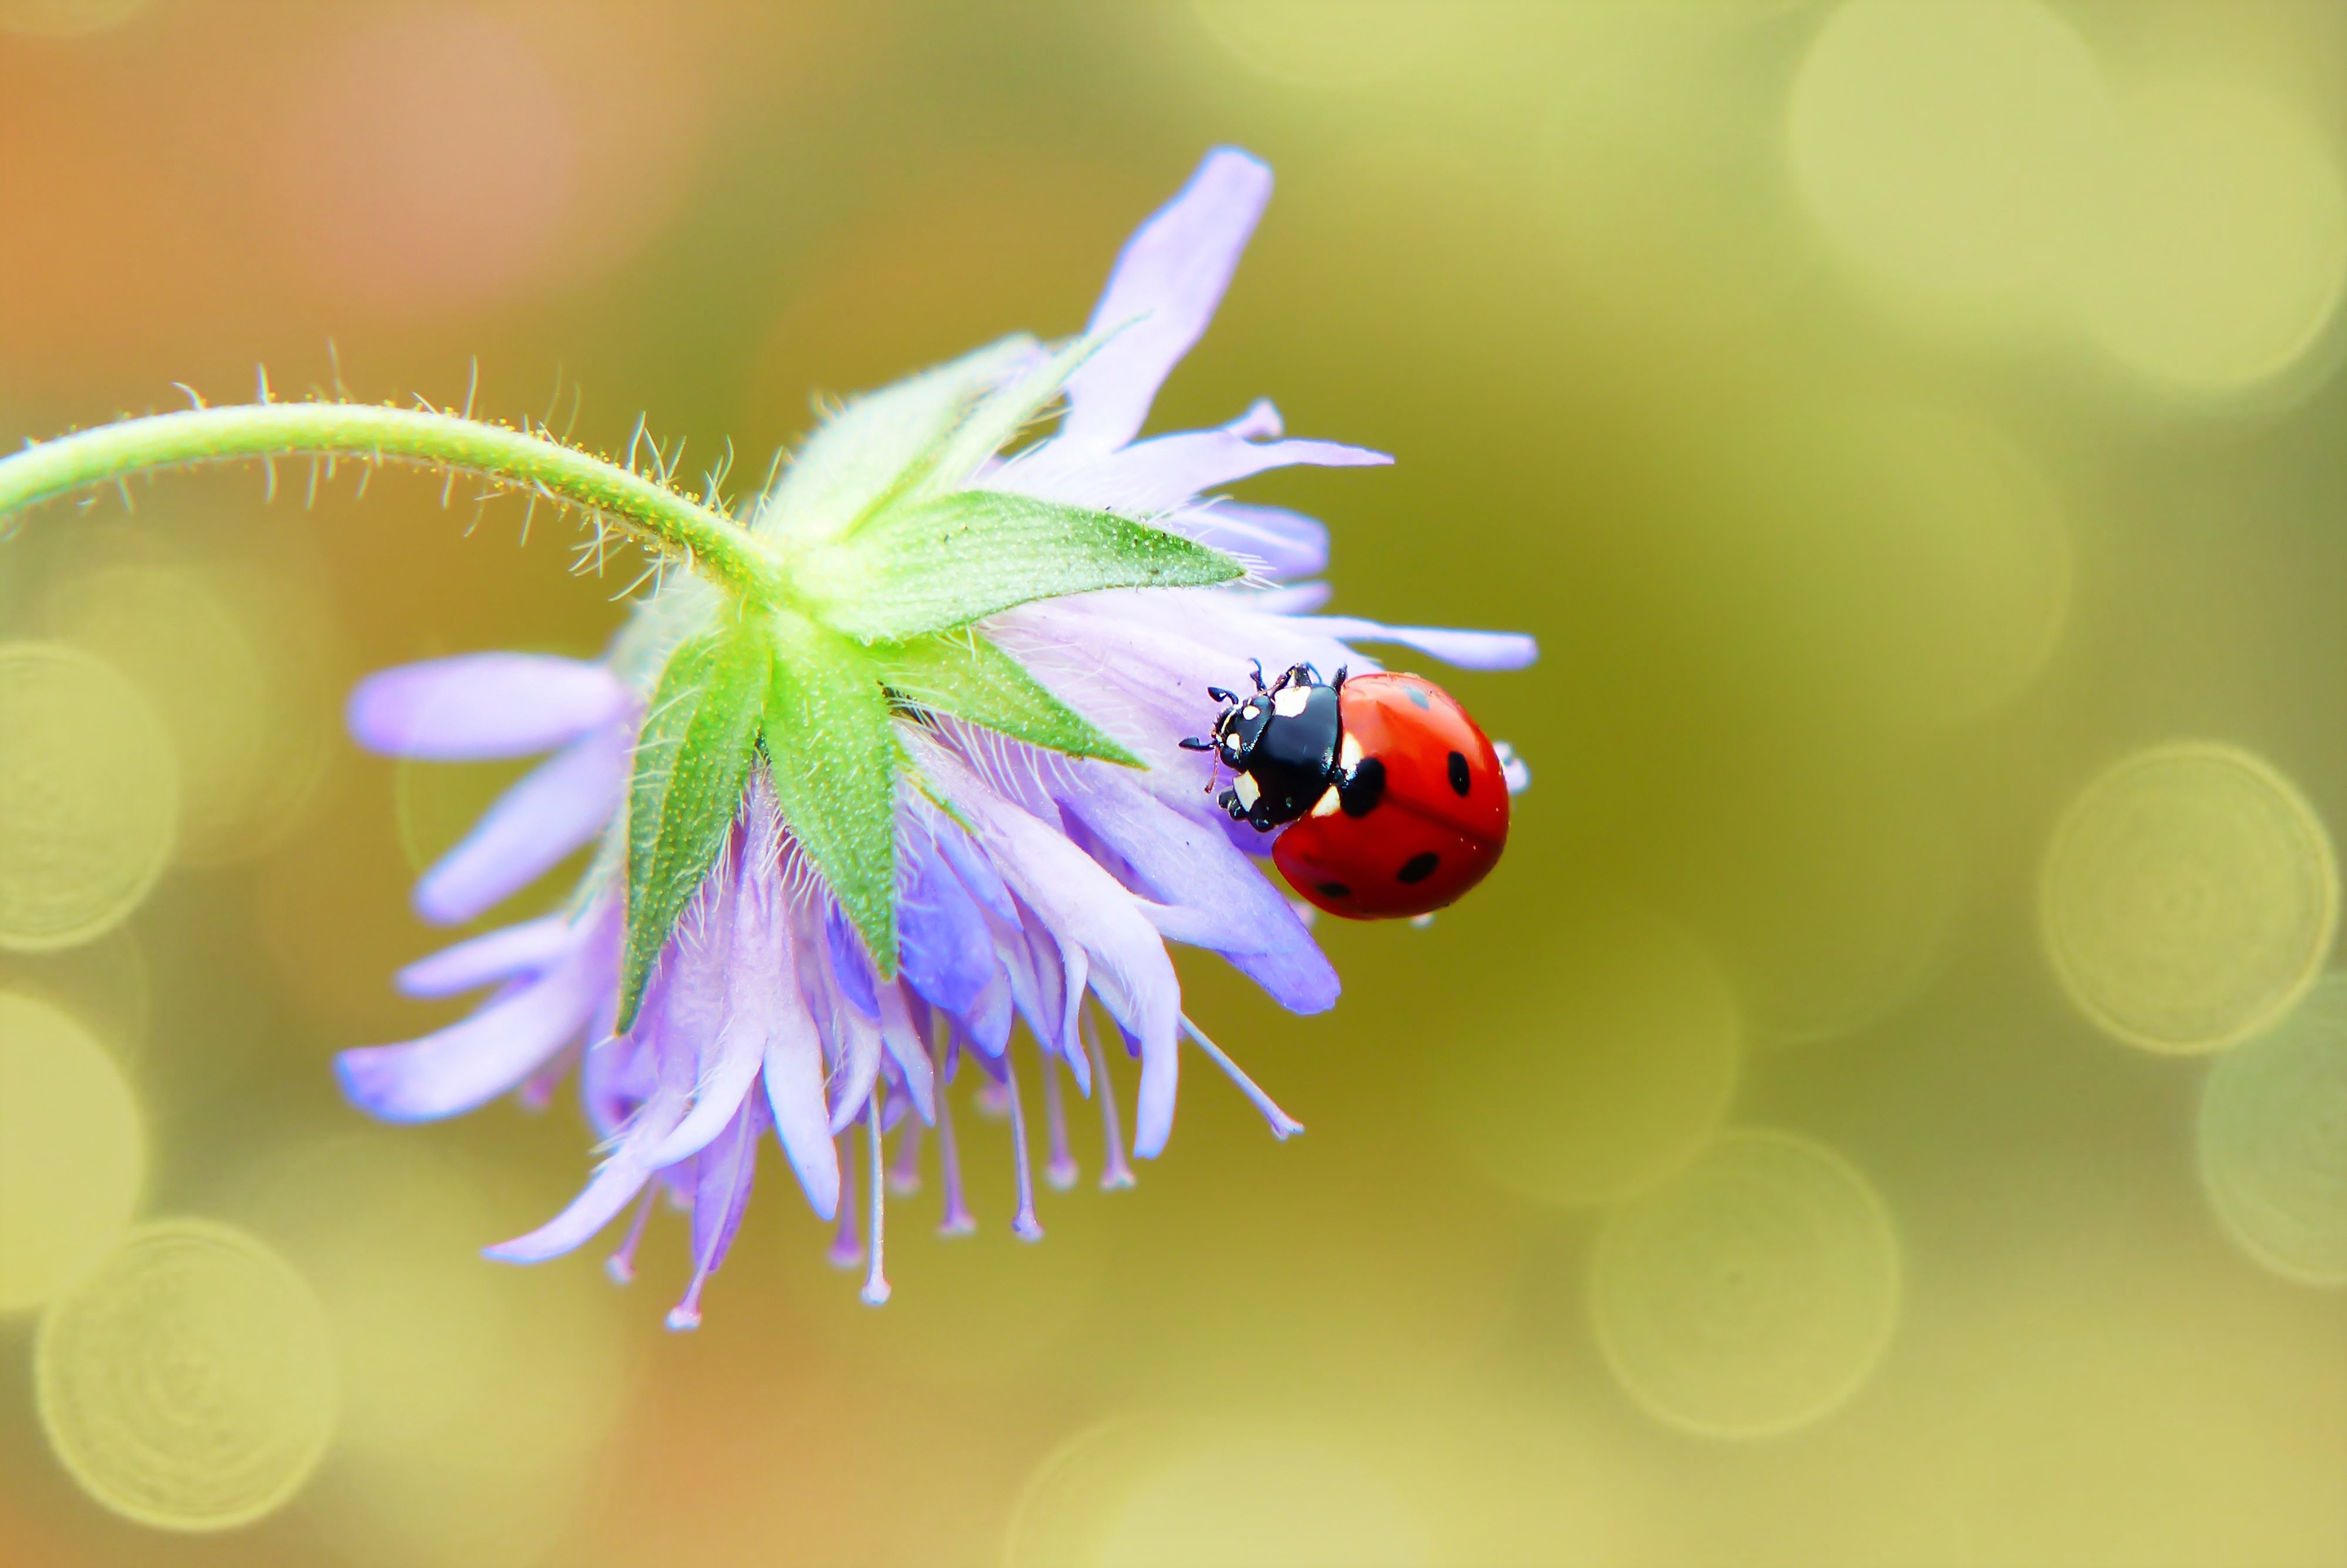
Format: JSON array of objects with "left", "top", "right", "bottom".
[{"left": 1213, "top": 695, "right": 1275, "bottom": 769}]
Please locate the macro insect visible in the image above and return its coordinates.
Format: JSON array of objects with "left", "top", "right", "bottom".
[{"left": 1182, "top": 662, "right": 1510, "bottom": 919}]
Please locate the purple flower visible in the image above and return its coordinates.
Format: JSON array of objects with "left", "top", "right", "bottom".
[{"left": 338, "top": 148, "right": 1535, "bottom": 1325}]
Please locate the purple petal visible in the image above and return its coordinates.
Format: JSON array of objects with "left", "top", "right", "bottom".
[
  {"left": 485, "top": 1089, "right": 688, "bottom": 1263},
  {"left": 876, "top": 983, "right": 936, "bottom": 1124},
  {"left": 741, "top": 855, "right": 840, "bottom": 1220},
  {"left": 826, "top": 1006, "right": 884, "bottom": 1136},
  {"left": 685, "top": 1095, "right": 764, "bottom": 1280},
  {"left": 642, "top": 1006, "right": 767, "bottom": 1168},
  {"left": 1306, "top": 617, "right": 1540, "bottom": 671},
  {"left": 826, "top": 905, "right": 880, "bottom": 1020},
  {"left": 931, "top": 813, "right": 1018, "bottom": 925},
  {"left": 898, "top": 827, "right": 1001, "bottom": 1018},
  {"left": 413, "top": 723, "right": 630, "bottom": 924},
  {"left": 1059, "top": 770, "right": 1337, "bottom": 1015},
  {"left": 338, "top": 927, "right": 609, "bottom": 1122},
  {"left": 1000, "top": 400, "right": 1389, "bottom": 516},
  {"left": 348, "top": 654, "right": 631, "bottom": 760},
  {"left": 1059, "top": 147, "right": 1274, "bottom": 456},
  {"left": 914, "top": 737, "right": 1182, "bottom": 1157},
  {"left": 395, "top": 913, "right": 575, "bottom": 998},
  {"left": 1169, "top": 500, "right": 1329, "bottom": 580}
]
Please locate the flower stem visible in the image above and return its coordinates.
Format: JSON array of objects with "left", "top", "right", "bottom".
[{"left": 0, "top": 402, "right": 780, "bottom": 598}]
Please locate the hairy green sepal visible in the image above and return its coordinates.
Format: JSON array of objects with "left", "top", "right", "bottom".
[
  {"left": 619, "top": 607, "right": 773, "bottom": 1030},
  {"left": 763, "top": 616, "right": 901, "bottom": 978},
  {"left": 878, "top": 632, "right": 1140, "bottom": 767},
  {"left": 794, "top": 490, "right": 1243, "bottom": 642}
]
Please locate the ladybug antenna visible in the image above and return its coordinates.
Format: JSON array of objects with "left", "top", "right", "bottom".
[
  {"left": 1331, "top": 664, "right": 1347, "bottom": 691},
  {"left": 1178, "top": 735, "right": 1215, "bottom": 751},
  {"left": 1248, "top": 658, "right": 1267, "bottom": 693},
  {"left": 1205, "top": 686, "right": 1238, "bottom": 705}
]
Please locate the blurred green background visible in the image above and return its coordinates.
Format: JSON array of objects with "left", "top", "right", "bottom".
[{"left": 4, "top": 2, "right": 2347, "bottom": 1564}]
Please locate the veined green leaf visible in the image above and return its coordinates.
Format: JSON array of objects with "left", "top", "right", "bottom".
[
  {"left": 751, "top": 334, "right": 1037, "bottom": 546},
  {"left": 764, "top": 615, "right": 901, "bottom": 977},
  {"left": 797, "top": 491, "right": 1244, "bottom": 642},
  {"left": 877, "top": 631, "right": 1141, "bottom": 767},
  {"left": 619, "top": 606, "right": 773, "bottom": 1030}
]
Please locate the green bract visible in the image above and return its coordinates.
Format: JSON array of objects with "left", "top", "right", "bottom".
[{"left": 615, "top": 346, "right": 1244, "bottom": 1010}]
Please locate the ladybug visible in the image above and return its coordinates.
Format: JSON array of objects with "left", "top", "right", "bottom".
[{"left": 1180, "top": 662, "right": 1509, "bottom": 919}]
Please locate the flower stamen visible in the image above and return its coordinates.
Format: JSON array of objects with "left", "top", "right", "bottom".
[
  {"left": 1082, "top": 1009, "right": 1137, "bottom": 1191},
  {"left": 933, "top": 1026, "right": 977, "bottom": 1237},
  {"left": 605, "top": 1185, "right": 658, "bottom": 1285},
  {"left": 1179, "top": 1014, "right": 1305, "bottom": 1141},
  {"left": 860, "top": 1097, "right": 892, "bottom": 1306},
  {"left": 1003, "top": 1049, "right": 1044, "bottom": 1242},
  {"left": 1041, "top": 1050, "right": 1079, "bottom": 1192},
  {"left": 887, "top": 1116, "right": 925, "bottom": 1196}
]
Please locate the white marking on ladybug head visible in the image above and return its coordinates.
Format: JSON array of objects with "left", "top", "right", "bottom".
[
  {"left": 1310, "top": 784, "right": 1342, "bottom": 818},
  {"left": 1222, "top": 738, "right": 1243, "bottom": 762},
  {"left": 1272, "top": 686, "right": 1310, "bottom": 719},
  {"left": 1339, "top": 731, "right": 1363, "bottom": 771},
  {"left": 1240, "top": 703, "right": 1261, "bottom": 721},
  {"left": 1232, "top": 772, "right": 1262, "bottom": 810}
]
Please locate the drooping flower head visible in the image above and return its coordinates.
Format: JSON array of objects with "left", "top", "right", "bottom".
[{"left": 338, "top": 148, "right": 1535, "bottom": 1324}]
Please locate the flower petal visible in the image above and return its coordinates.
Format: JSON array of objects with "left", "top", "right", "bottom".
[
  {"left": 898, "top": 826, "right": 1002, "bottom": 1017},
  {"left": 1001, "top": 400, "right": 1389, "bottom": 516},
  {"left": 1058, "top": 769, "right": 1337, "bottom": 1014},
  {"left": 395, "top": 912, "right": 576, "bottom": 999},
  {"left": 484, "top": 1088, "right": 688, "bottom": 1263},
  {"left": 1059, "top": 147, "right": 1274, "bottom": 456},
  {"left": 876, "top": 982, "right": 937, "bottom": 1124},
  {"left": 746, "top": 872, "right": 840, "bottom": 1219},
  {"left": 1170, "top": 500, "right": 1329, "bottom": 580},
  {"left": 915, "top": 737, "right": 1182, "bottom": 1157},
  {"left": 685, "top": 1094, "right": 764, "bottom": 1280},
  {"left": 412, "top": 722, "right": 631, "bottom": 925},
  {"left": 347, "top": 654, "right": 631, "bottom": 760},
  {"left": 338, "top": 929, "right": 607, "bottom": 1122},
  {"left": 1305, "top": 617, "right": 1540, "bottom": 671}
]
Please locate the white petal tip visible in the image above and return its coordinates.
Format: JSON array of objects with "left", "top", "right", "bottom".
[{"left": 664, "top": 1306, "right": 702, "bottom": 1332}]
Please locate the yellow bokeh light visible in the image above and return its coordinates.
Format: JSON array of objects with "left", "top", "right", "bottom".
[
  {"left": 2198, "top": 973, "right": 2347, "bottom": 1287},
  {"left": 44, "top": 558, "right": 337, "bottom": 866},
  {"left": 1788, "top": 0, "right": 2109, "bottom": 319},
  {"left": 239, "top": 1134, "right": 632, "bottom": 1566},
  {"left": 2072, "top": 77, "right": 2347, "bottom": 398},
  {"left": 0, "top": 0, "right": 148, "bottom": 38},
  {"left": 1456, "top": 910, "right": 1740, "bottom": 1208},
  {"left": 2041, "top": 742, "right": 2337, "bottom": 1055},
  {"left": 35, "top": 1218, "right": 340, "bottom": 1532},
  {"left": 1094, "top": 1429, "right": 1431, "bottom": 1568},
  {"left": 1589, "top": 1130, "right": 1901, "bottom": 1440},
  {"left": 0, "top": 641, "right": 178, "bottom": 953},
  {"left": 0, "top": 990, "right": 143, "bottom": 1313},
  {"left": 1700, "top": 401, "right": 2074, "bottom": 734},
  {"left": 0, "top": 921, "right": 152, "bottom": 1072},
  {"left": 1189, "top": 1, "right": 1455, "bottom": 92}
]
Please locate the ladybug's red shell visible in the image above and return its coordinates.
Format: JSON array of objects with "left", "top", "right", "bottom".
[{"left": 1272, "top": 672, "right": 1509, "bottom": 919}]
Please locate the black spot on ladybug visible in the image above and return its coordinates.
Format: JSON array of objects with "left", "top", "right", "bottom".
[
  {"left": 1341, "top": 755, "right": 1386, "bottom": 817},
  {"left": 1447, "top": 751, "right": 1471, "bottom": 795},
  {"left": 1396, "top": 852, "right": 1439, "bottom": 884},
  {"left": 1315, "top": 880, "right": 1352, "bottom": 898},
  {"left": 1405, "top": 686, "right": 1432, "bottom": 710}
]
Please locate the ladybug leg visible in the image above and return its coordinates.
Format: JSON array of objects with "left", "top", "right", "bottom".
[
  {"left": 1205, "top": 685, "right": 1238, "bottom": 704},
  {"left": 1177, "top": 736, "right": 1215, "bottom": 751},
  {"left": 1330, "top": 664, "right": 1347, "bottom": 693},
  {"left": 1217, "top": 786, "right": 1247, "bottom": 820}
]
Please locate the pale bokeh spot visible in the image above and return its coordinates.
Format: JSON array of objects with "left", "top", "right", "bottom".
[
  {"left": 2198, "top": 973, "right": 2347, "bottom": 1287},
  {"left": 1094, "top": 1430, "right": 1431, "bottom": 1568},
  {"left": 237, "top": 1134, "right": 632, "bottom": 1567},
  {"left": 2072, "top": 77, "right": 2347, "bottom": 398},
  {"left": 0, "top": 991, "right": 143, "bottom": 1313},
  {"left": 0, "top": 641, "right": 178, "bottom": 952},
  {"left": 35, "top": 1219, "right": 339, "bottom": 1531},
  {"left": 0, "top": 921, "right": 152, "bottom": 1072},
  {"left": 1458, "top": 910, "right": 1740, "bottom": 1208},
  {"left": 1788, "top": 0, "right": 2110, "bottom": 319},
  {"left": 0, "top": 0, "right": 146, "bottom": 37},
  {"left": 1713, "top": 401, "right": 2075, "bottom": 733},
  {"left": 1190, "top": 1, "right": 1457, "bottom": 92},
  {"left": 2041, "top": 742, "right": 2337, "bottom": 1055},
  {"left": 1590, "top": 1130, "right": 1901, "bottom": 1440},
  {"left": 42, "top": 559, "right": 337, "bottom": 866}
]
